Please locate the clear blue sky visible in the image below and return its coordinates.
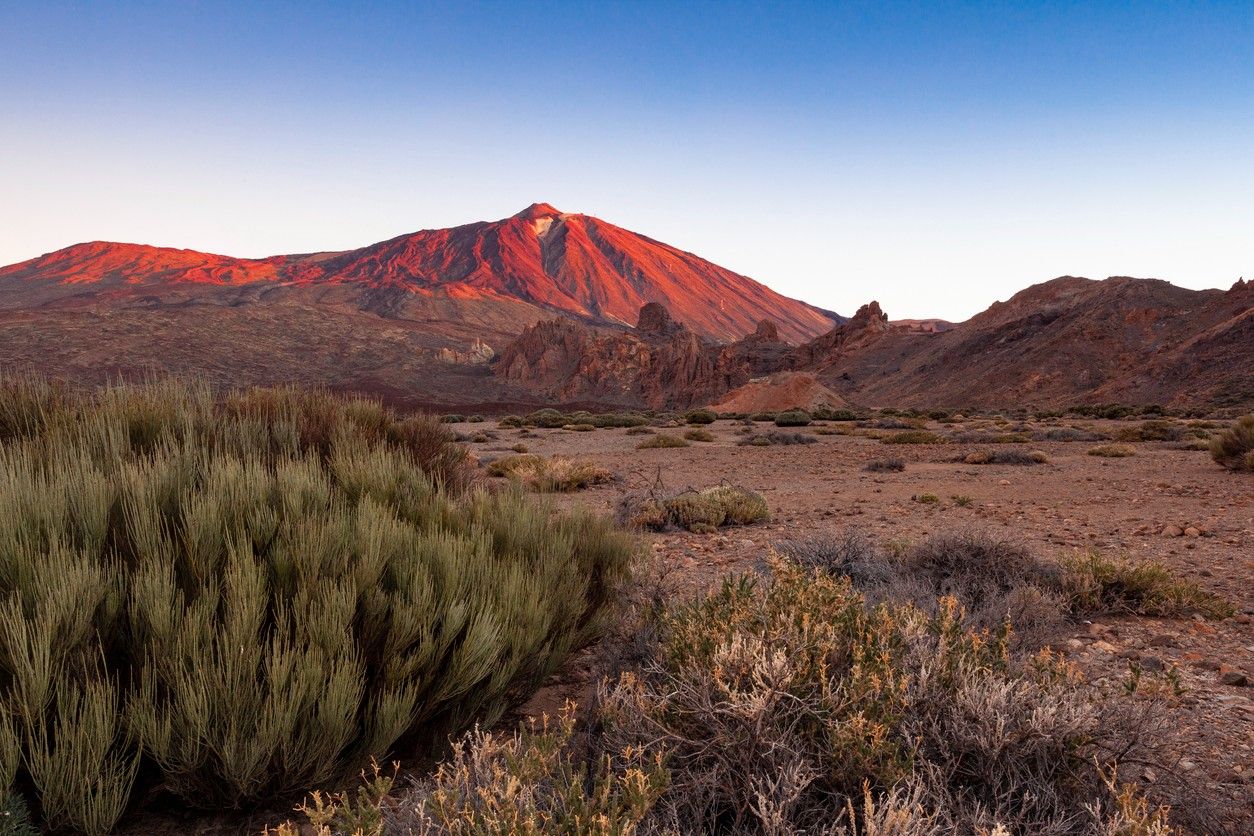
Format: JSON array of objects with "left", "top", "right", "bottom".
[{"left": 2, "top": 1, "right": 1251, "bottom": 320}]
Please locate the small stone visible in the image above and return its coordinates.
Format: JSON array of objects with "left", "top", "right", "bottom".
[
  {"left": 1091, "top": 640, "right": 1118, "bottom": 654},
  {"left": 1160, "top": 525, "right": 1183, "bottom": 537},
  {"left": 1184, "top": 526, "right": 1201, "bottom": 537},
  {"left": 1220, "top": 670, "right": 1249, "bottom": 687}
]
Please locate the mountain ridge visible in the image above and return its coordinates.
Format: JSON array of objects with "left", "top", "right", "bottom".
[{"left": 0, "top": 204, "right": 836, "bottom": 343}]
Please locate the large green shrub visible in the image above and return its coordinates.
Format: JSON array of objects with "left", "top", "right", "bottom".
[{"left": 0, "top": 378, "right": 633, "bottom": 832}]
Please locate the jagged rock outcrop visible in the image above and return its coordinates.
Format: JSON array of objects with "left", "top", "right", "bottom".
[
  {"left": 495, "top": 304, "right": 794, "bottom": 409},
  {"left": 788, "top": 301, "right": 892, "bottom": 369}
]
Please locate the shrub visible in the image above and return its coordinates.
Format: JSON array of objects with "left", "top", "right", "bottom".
[
  {"left": 864, "top": 457, "right": 905, "bottom": 472},
  {"left": 951, "top": 494, "right": 974, "bottom": 507},
  {"left": 699, "top": 485, "right": 770, "bottom": 525},
  {"left": 1036, "top": 426, "right": 1105, "bottom": 442},
  {"left": 750, "top": 411, "right": 777, "bottom": 422},
  {"left": 594, "top": 556, "right": 1172, "bottom": 834},
  {"left": 683, "top": 428, "right": 714, "bottom": 442},
  {"left": 625, "top": 425, "right": 655, "bottom": 436},
  {"left": 1060, "top": 552, "right": 1234, "bottom": 619},
  {"left": 524, "top": 408, "right": 569, "bottom": 428},
  {"left": 663, "top": 491, "right": 726, "bottom": 533},
  {"left": 485, "top": 454, "right": 612, "bottom": 492},
  {"left": 684, "top": 409, "right": 717, "bottom": 425},
  {"left": 620, "top": 486, "right": 769, "bottom": 533},
  {"left": 736, "top": 431, "right": 816, "bottom": 446},
  {"left": 947, "top": 431, "right": 1032, "bottom": 444},
  {"left": 913, "top": 493, "right": 940, "bottom": 503},
  {"left": 786, "top": 530, "right": 1233, "bottom": 642},
  {"left": 962, "top": 449, "right": 1048, "bottom": 465},
  {"left": 274, "top": 707, "right": 666, "bottom": 836},
  {"left": 862, "top": 416, "right": 924, "bottom": 430},
  {"left": 774, "top": 409, "right": 811, "bottom": 427},
  {"left": 1089, "top": 444, "right": 1136, "bottom": 458},
  {"left": 466, "top": 415, "right": 485, "bottom": 423},
  {"left": 0, "top": 379, "right": 634, "bottom": 828},
  {"left": 497, "top": 415, "right": 523, "bottom": 428},
  {"left": 637, "top": 434, "right": 689, "bottom": 449},
  {"left": 1209, "top": 414, "right": 1254, "bottom": 471},
  {"left": 815, "top": 408, "right": 858, "bottom": 421},
  {"left": 883, "top": 430, "right": 943, "bottom": 444},
  {"left": 1114, "top": 420, "right": 1184, "bottom": 443},
  {"left": 564, "top": 422, "right": 597, "bottom": 432},
  {"left": 440, "top": 413, "right": 464, "bottom": 423},
  {"left": 510, "top": 443, "right": 529, "bottom": 453},
  {"left": 590, "top": 412, "right": 649, "bottom": 428}
]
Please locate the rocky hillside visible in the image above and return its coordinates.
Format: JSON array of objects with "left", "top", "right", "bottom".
[{"left": 493, "top": 277, "right": 1253, "bottom": 411}]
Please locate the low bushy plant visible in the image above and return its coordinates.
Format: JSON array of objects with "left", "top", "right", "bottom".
[
  {"left": 593, "top": 555, "right": 1173, "bottom": 834},
  {"left": 883, "top": 430, "right": 943, "bottom": 444},
  {"left": 619, "top": 486, "right": 769, "bottom": 533},
  {"left": 1209, "top": 414, "right": 1254, "bottom": 471},
  {"left": 773, "top": 409, "right": 812, "bottom": 427},
  {"left": 524, "top": 407, "right": 569, "bottom": 428},
  {"left": 1060, "top": 551, "right": 1234, "bottom": 619},
  {"left": 963, "top": 449, "right": 1048, "bottom": 465},
  {"left": 683, "top": 428, "right": 714, "bottom": 442},
  {"left": 864, "top": 457, "right": 905, "bottom": 472},
  {"left": 684, "top": 409, "right": 717, "bottom": 425},
  {"left": 272, "top": 709, "right": 666, "bottom": 836},
  {"left": 737, "top": 431, "right": 816, "bottom": 446},
  {"left": 485, "top": 453, "right": 612, "bottom": 491},
  {"left": 637, "top": 434, "right": 689, "bottom": 449},
  {"left": 1089, "top": 443, "right": 1136, "bottom": 458}
]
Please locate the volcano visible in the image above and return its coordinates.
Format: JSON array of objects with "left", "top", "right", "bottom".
[{"left": 0, "top": 203, "right": 835, "bottom": 344}]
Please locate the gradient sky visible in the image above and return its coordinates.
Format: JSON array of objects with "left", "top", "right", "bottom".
[{"left": 2, "top": 1, "right": 1252, "bottom": 321}]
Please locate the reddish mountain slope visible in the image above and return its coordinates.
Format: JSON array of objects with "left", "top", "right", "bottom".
[
  {"left": 795, "top": 277, "right": 1253, "bottom": 408},
  {"left": 0, "top": 203, "right": 834, "bottom": 343}
]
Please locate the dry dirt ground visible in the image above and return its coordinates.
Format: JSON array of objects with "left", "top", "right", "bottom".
[{"left": 460, "top": 417, "right": 1254, "bottom": 829}]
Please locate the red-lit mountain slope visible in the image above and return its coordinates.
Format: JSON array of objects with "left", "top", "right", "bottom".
[{"left": 0, "top": 203, "right": 835, "bottom": 344}]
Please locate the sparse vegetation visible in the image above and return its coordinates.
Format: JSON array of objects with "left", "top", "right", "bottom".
[
  {"left": 1209, "top": 414, "right": 1254, "bottom": 471},
  {"left": 637, "top": 433, "right": 690, "bottom": 449},
  {"left": 814, "top": 407, "right": 858, "bottom": 421},
  {"left": 737, "top": 430, "right": 817, "bottom": 446},
  {"left": 619, "top": 485, "right": 769, "bottom": 533},
  {"left": 883, "top": 430, "right": 943, "bottom": 444},
  {"left": 773, "top": 409, "right": 812, "bottom": 427},
  {"left": 683, "top": 427, "right": 714, "bottom": 442},
  {"left": 684, "top": 408, "right": 717, "bottom": 425},
  {"left": 963, "top": 449, "right": 1048, "bottom": 465},
  {"left": 1089, "top": 443, "right": 1137, "bottom": 457},
  {"left": 485, "top": 453, "right": 612, "bottom": 491},
  {"left": 625, "top": 425, "right": 655, "bottom": 436},
  {"left": 913, "top": 492, "right": 941, "bottom": 503},
  {"left": 1061, "top": 551, "right": 1235, "bottom": 619},
  {"left": 0, "top": 377, "right": 634, "bottom": 830},
  {"left": 1114, "top": 420, "right": 1185, "bottom": 443},
  {"left": 864, "top": 457, "right": 905, "bottom": 472},
  {"left": 588, "top": 555, "right": 1175, "bottom": 834}
]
